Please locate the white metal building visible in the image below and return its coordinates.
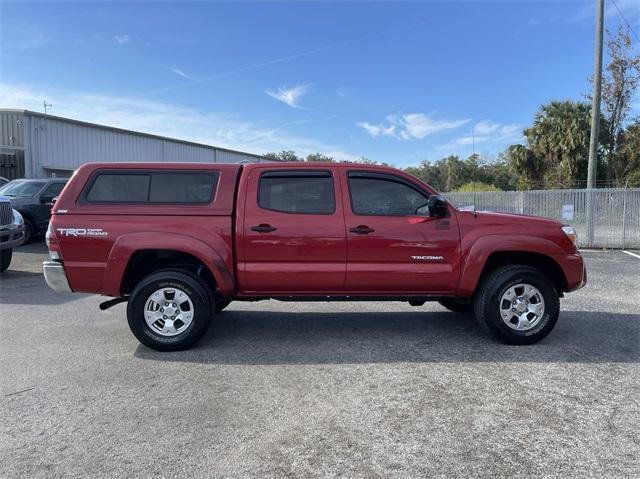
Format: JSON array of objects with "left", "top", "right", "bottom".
[{"left": 0, "top": 109, "right": 275, "bottom": 179}]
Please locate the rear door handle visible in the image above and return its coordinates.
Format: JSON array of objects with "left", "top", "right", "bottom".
[
  {"left": 349, "top": 225, "right": 375, "bottom": 234},
  {"left": 251, "top": 224, "right": 277, "bottom": 233}
]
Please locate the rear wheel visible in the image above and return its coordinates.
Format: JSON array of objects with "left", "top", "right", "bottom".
[
  {"left": 474, "top": 265, "right": 559, "bottom": 345},
  {"left": 0, "top": 249, "right": 12, "bottom": 272},
  {"left": 438, "top": 298, "right": 473, "bottom": 313},
  {"left": 127, "top": 270, "right": 213, "bottom": 351}
]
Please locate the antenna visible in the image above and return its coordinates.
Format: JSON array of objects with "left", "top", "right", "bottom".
[
  {"left": 43, "top": 100, "right": 52, "bottom": 115},
  {"left": 472, "top": 124, "right": 477, "bottom": 217}
]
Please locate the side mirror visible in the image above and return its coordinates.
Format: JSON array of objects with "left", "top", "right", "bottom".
[
  {"left": 428, "top": 195, "right": 448, "bottom": 217},
  {"left": 40, "top": 195, "right": 54, "bottom": 204}
]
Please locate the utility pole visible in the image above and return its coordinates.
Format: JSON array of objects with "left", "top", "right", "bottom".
[
  {"left": 586, "top": 0, "right": 604, "bottom": 246},
  {"left": 43, "top": 100, "right": 52, "bottom": 115}
]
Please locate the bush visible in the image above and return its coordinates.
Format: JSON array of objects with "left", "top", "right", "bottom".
[{"left": 452, "top": 182, "right": 500, "bottom": 193}]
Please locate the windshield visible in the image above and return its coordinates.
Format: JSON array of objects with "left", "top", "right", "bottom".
[{"left": 0, "top": 181, "right": 46, "bottom": 198}]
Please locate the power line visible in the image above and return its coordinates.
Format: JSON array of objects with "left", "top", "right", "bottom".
[{"left": 610, "top": 0, "right": 640, "bottom": 43}]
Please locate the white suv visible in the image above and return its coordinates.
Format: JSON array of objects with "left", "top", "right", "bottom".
[{"left": 0, "top": 194, "right": 25, "bottom": 272}]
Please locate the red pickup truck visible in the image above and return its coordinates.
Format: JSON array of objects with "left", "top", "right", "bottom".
[{"left": 43, "top": 162, "right": 586, "bottom": 350}]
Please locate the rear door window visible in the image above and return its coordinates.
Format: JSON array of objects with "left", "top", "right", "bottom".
[{"left": 258, "top": 170, "right": 335, "bottom": 214}]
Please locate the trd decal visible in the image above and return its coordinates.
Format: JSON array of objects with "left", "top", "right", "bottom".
[
  {"left": 411, "top": 255, "right": 444, "bottom": 261},
  {"left": 57, "top": 228, "right": 108, "bottom": 237}
]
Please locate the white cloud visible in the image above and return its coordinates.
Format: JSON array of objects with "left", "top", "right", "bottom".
[
  {"left": 473, "top": 120, "right": 500, "bottom": 136},
  {"left": 475, "top": 121, "right": 520, "bottom": 140},
  {"left": 115, "top": 34, "right": 130, "bottom": 45},
  {"left": 357, "top": 113, "right": 469, "bottom": 140},
  {"left": 170, "top": 68, "right": 194, "bottom": 81},
  {"left": 435, "top": 120, "right": 524, "bottom": 156},
  {"left": 0, "top": 83, "right": 360, "bottom": 162},
  {"left": 356, "top": 122, "right": 396, "bottom": 138},
  {"left": 265, "top": 84, "right": 310, "bottom": 109},
  {"left": 397, "top": 113, "right": 470, "bottom": 140}
]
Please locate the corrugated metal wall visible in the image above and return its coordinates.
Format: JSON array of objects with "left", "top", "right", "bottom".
[
  {"left": 0, "top": 111, "right": 25, "bottom": 149},
  {"left": 216, "top": 149, "right": 252, "bottom": 163},
  {"left": 163, "top": 140, "right": 216, "bottom": 163},
  {"left": 0, "top": 111, "right": 27, "bottom": 179},
  {"left": 0, "top": 110, "right": 272, "bottom": 178}
]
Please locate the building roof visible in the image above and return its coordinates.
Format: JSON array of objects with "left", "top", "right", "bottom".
[{"left": 0, "top": 109, "right": 276, "bottom": 161}]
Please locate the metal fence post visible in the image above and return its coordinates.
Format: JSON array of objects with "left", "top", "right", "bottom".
[
  {"left": 621, "top": 187, "right": 627, "bottom": 250},
  {"left": 586, "top": 190, "right": 595, "bottom": 248},
  {"left": 519, "top": 190, "right": 524, "bottom": 214}
]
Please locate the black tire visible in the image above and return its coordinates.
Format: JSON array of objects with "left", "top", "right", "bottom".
[
  {"left": 127, "top": 270, "right": 213, "bottom": 351},
  {"left": 0, "top": 249, "right": 12, "bottom": 272},
  {"left": 473, "top": 265, "right": 560, "bottom": 345},
  {"left": 214, "top": 298, "right": 232, "bottom": 313},
  {"left": 22, "top": 218, "right": 34, "bottom": 244},
  {"left": 438, "top": 298, "right": 473, "bottom": 313}
]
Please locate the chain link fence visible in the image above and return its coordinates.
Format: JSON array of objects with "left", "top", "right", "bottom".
[{"left": 445, "top": 188, "right": 640, "bottom": 249}]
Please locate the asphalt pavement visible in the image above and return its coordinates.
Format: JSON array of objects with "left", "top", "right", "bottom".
[{"left": 0, "top": 243, "right": 638, "bottom": 478}]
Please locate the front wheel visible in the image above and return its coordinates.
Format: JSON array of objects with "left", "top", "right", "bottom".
[
  {"left": 474, "top": 265, "right": 560, "bottom": 345},
  {"left": 0, "top": 249, "right": 12, "bottom": 272},
  {"left": 127, "top": 270, "right": 213, "bottom": 351},
  {"left": 22, "top": 219, "right": 34, "bottom": 244}
]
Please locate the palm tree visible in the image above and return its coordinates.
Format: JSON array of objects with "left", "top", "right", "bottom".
[{"left": 524, "top": 101, "right": 592, "bottom": 187}]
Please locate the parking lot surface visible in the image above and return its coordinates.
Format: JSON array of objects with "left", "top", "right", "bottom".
[{"left": 1, "top": 243, "right": 638, "bottom": 478}]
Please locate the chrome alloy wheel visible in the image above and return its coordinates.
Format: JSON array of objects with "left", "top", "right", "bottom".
[
  {"left": 499, "top": 283, "right": 546, "bottom": 331},
  {"left": 144, "top": 288, "right": 194, "bottom": 337}
]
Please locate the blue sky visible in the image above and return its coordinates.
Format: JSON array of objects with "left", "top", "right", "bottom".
[{"left": 1, "top": 0, "right": 638, "bottom": 167}]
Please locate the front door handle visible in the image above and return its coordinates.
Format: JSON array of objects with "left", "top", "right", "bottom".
[
  {"left": 349, "top": 225, "right": 375, "bottom": 234},
  {"left": 251, "top": 224, "right": 277, "bottom": 233}
]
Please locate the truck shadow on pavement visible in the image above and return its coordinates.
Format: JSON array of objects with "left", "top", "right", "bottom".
[
  {"left": 0, "top": 270, "right": 89, "bottom": 306},
  {"left": 134, "top": 309, "right": 638, "bottom": 365}
]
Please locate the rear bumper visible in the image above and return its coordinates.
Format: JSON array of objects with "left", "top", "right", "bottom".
[
  {"left": 43, "top": 260, "right": 72, "bottom": 293},
  {"left": 0, "top": 224, "right": 25, "bottom": 250}
]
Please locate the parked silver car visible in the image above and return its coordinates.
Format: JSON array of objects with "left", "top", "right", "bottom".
[{"left": 0, "top": 194, "right": 26, "bottom": 272}]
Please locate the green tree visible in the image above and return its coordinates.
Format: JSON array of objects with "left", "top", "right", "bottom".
[
  {"left": 263, "top": 150, "right": 303, "bottom": 162},
  {"left": 334, "top": 156, "right": 394, "bottom": 166},
  {"left": 527, "top": 101, "right": 592, "bottom": 187},
  {"left": 504, "top": 144, "right": 546, "bottom": 189},
  {"left": 615, "top": 120, "right": 640, "bottom": 186},
  {"left": 404, "top": 154, "right": 513, "bottom": 192},
  {"left": 404, "top": 157, "right": 455, "bottom": 191},
  {"left": 598, "top": 27, "right": 640, "bottom": 185},
  {"left": 483, "top": 153, "right": 519, "bottom": 190},
  {"left": 306, "top": 153, "right": 334, "bottom": 162},
  {"left": 504, "top": 100, "right": 609, "bottom": 189}
]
